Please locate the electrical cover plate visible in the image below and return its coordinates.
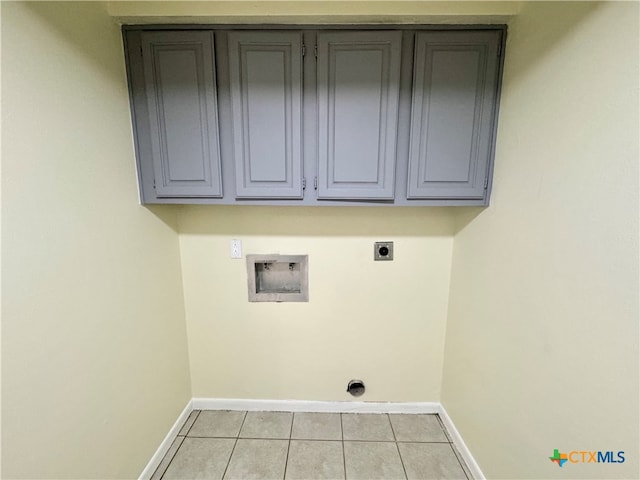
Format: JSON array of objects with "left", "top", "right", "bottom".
[{"left": 374, "top": 242, "right": 393, "bottom": 261}]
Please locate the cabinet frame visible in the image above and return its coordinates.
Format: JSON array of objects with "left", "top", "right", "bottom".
[
  {"left": 316, "top": 31, "right": 402, "bottom": 200},
  {"left": 123, "top": 25, "right": 506, "bottom": 206},
  {"left": 407, "top": 31, "right": 501, "bottom": 200},
  {"left": 227, "top": 31, "right": 304, "bottom": 199}
]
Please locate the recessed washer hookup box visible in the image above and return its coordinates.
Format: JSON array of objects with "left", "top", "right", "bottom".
[{"left": 246, "top": 254, "right": 309, "bottom": 302}]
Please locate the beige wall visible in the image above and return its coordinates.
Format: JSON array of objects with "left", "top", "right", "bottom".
[
  {"left": 2, "top": 3, "right": 191, "bottom": 478},
  {"left": 179, "top": 206, "right": 454, "bottom": 401},
  {"left": 442, "top": 2, "right": 639, "bottom": 479}
]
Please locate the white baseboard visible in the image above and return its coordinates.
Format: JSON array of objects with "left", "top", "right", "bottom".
[
  {"left": 437, "top": 405, "right": 485, "bottom": 480},
  {"left": 192, "top": 397, "right": 440, "bottom": 414},
  {"left": 139, "top": 398, "right": 482, "bottom": 480},
  {"left": 139, "top": 400, "right": 193, "bottom": 480}
]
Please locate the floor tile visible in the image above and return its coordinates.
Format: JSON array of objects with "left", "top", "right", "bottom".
[
  {"left": 389, "top": 414, "right": 448, "bottom": 442},
  {"left": 343, "top": 441, "right": 406, "bottom": 480},
  {"left": 285, "top": 440, "right": 345, "bottom": 480},
  {"left": 162, "top": 437, "right": 235, "bottom": 480},
  {"left": 188, "top": 410, "right": 246, "bottom": 438},
  {"left": 342, "top": 414, "right": 395, "bottom": 441},
  {"left": 398, "top": 443, "right": 467, "bottom": 480},
  {"left": 291, "top": 413, "right": 342, "bottom": 440},
  {"left": 178, "top": 410, "right": 201, "bottom": 436},
  {"left": 239, "top": 411, "right": 293, "bottom": 439},
  {"left": 151, "top": 436, "right": 184, "bottom": 480},
  {"left": 223, "top": 439, "right": 289, "bottom": 480}
]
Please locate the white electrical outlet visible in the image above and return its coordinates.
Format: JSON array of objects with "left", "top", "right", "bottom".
[{"left": 230, "top": 239, "right": 242, "bottom": 259}]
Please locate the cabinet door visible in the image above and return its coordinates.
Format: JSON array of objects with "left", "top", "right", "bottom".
[
  {"left": 228, "top": 32, "right": 303, "bottom": 199},
  {"left": 141, "top": 31, "right": 222, "bottom": 198},
  {"left": 407, "top": 31, "right": 500, "bottom": 199},
  {"left": 317, "top": 31, "right": 402, "bottom": 200}
]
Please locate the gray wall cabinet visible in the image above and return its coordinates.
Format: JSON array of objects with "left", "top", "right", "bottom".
[
  {"left": 228, "top": 32, "right": 304, "bottom": 199},
  {"left": 123, "top": 26, "right": 506, "bottom": 206},
  {"left": 316, "top": 31, "right": 402, "bottom": 200},
  {"left": 140, "top": 31, "right": 223, "bottom": 198},
  {"left": 407, "top": 31, "right": 501, "bottom": 199}
]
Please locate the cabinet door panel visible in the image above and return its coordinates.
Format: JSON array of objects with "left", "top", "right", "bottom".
[
  {"left": 141, "top": 31, "right": 222, "bottom": 197},
  {"left": 317, "top": 31, "right": 402, "bottom": 200},
  {"left": 228, "top": 32, "right": 303, "bottom": 199},
  {"left": 407, "top": 31, "right": 500, "bottom": 199}
]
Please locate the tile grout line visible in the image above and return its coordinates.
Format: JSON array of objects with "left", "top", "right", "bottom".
[
  {"left": 341, "top": 413, "right": 347, "bottom": 480},
  {"left": 448, "top": 441, "right": 473, "bottom": 480},
  {"left": 156, "top": 409, "right": 201, "bottom": 479},
  {"left": 449, "top": 443, "right": 471, "bottom": 480},
  {"left": 436, "top": 413, "right": 472, "bottom": 479},
  {"left": 221, "top": 410, "right": 248, "bottom": 480},
  {"left": 155, "top": 435, "right": 186, "bottom": 480},
  {"left": 182, "top": 410, "right": 201, "bottom": 437},
  {"left": 282, "top": 412, "right": 295, "bottom": 480},
  {"left": 387, "top": 414, "right": 409, "bottom": 480},
  {"left": 435, "top": 413, "right": 454, "bottom": 443},
  {"left": 182, "top": 435, "right": 452, "bottom": 444}
]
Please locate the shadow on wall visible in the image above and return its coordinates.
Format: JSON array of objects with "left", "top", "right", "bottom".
[
  {"left": 25, "top": 2, "right": 125, "bottom": 82},
  {"left": 448, "top": 3, "right": 605, "bottom": 238},
  {"left": 503, "top": 1, "right": 603, "bottom": 89},
  {"left": 143, "top": 204, "right": 183, "bottom": 232},
  {"left": 174, "top": 205, "right": 458, "bottom": 237}
]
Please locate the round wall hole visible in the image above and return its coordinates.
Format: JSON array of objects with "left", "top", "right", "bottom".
[{"left": 347, "top": 379, "right": 365, "bottom": 397}]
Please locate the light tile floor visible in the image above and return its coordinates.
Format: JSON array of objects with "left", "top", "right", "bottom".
[{"left": 152, "top": 411, "right": 472, "bottom": 480}]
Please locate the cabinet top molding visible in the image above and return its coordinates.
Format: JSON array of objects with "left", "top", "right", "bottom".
[
  {"left": 123, "top": 24, "right": 508, "bottom": 31},
  {"left": 109, "top": 1, "right": 520, "bottom": 25}
]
